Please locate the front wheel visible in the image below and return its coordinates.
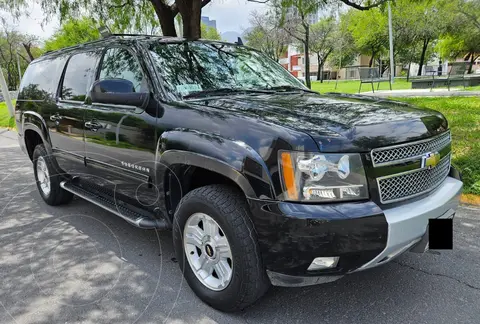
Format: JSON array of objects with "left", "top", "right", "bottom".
[{"left": 172, "top": 185, "right": 270, "bottom": 312}]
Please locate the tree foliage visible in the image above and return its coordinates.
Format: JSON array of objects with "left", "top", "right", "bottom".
[
  {"left": 343, "top": 6, "right": 388, "bottom": 67},
  {"left": 244, "top": 10, "right": 290, "bottom": 61},
  {"left": 201, "top": 23, "right": 221, "bottom": 40},
  {"left": 392, "top": 0, "right": 451, "bottom": 75},
  {"left": 272, "top": 0, "right": 325, "bottom": 88},
  {"left": 0, "top": 19, "right": 40, "bottom": 89},
  {"left": 309, "top": 17, "right": 337, "bottom": 81},
  {"left": 0, "top": 0, "right": 211, "bottom": 39},
  {"left": 437, "top": 0, "right": 480, "bottom": 73},
  {"left": 44, "top": 17, "right": 101, "bottom": 51}
]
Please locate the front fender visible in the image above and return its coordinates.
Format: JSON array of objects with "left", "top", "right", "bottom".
[{"left": 157, "top": 129, "right": 275, "bottom": 199}]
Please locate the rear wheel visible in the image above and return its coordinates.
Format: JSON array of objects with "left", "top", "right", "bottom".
[
  {"left": 33, "top": 144, "right": 73, "bottom": 205},
  {"left": 173, "top": 184, "right": 270, "bottom": 312}
]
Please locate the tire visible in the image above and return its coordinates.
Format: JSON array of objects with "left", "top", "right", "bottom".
[
  {"left": 172, "top": 184, "right": 270, "bottom": 312},
  {"left": 33, "top": 144, "right": 73, "bottom": 206}
]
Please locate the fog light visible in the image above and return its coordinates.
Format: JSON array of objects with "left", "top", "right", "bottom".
[{"left": 307, "top": 257, "right": 339, "bottom": 271}]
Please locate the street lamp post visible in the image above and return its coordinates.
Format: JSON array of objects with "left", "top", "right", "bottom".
[
  {"left": 0, "top": 68, "right": 14, "bottom": 117},
  {"left": 388, "top": 0, "right": 394, "bottom": 84}
]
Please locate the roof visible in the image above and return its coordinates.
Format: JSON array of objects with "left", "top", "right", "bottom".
[{"left": 39, "top": 34, "right": 243, "bottom": 60}]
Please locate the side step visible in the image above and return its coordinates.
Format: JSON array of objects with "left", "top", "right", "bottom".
[{"left": 60, "top": 180, "right": 171, "bottom": 230}]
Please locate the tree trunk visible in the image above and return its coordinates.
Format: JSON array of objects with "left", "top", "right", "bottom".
[
  {"left": 369, "top": 51, "right": 376, "bottom": 67},
  {"left": 417, "top": 38, "right": 429, "bottom": 76},
  {"left": 176, "top": 0, "right": 202, "bottom": 39},
  {"left": 406, "top": 62, "right": 411, "bottom": 82},
  {"left": 304, "top": 24, "right": 311, "bottom": 89},
  {"left": 22, "top": 43, "right": 35, "bottom": 61},
  {"left": 468, "top": 52, "right": 475, "bottom": 74},
  {"left": 150, "top": 0, "right": 177, "bottom": 36},
  {"left": 316, "top": 54, "right": 321, "bottom": 81},
  {"left": 319, "top": 61, "right": 325, "bottom": 83}
]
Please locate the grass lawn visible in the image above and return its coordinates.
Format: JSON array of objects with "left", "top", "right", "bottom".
[
  {"left": 395, "top": 97, "right": 480, "bottom": 197},
  {"left": 312, "top": 78, "right": 480, "bottom": 94},
  {"left": 311, "top": 78, "right": 412, "bottom": 94},
  {"left": 0, "top": 101, "right": 15, "bottom": 129}
]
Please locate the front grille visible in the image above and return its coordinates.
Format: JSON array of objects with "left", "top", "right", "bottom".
[
  {"left": 377, "top": 153, "right": 451, "bottom": 204},
  {"left": 371, "top": 131, "right": 451, "bottom": 166}
]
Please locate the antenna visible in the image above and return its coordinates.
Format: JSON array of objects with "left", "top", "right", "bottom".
[
  {"left": 98, "top": 26, "right": 111, "bottom": 38},
  {"left": 235, "top": 37, "right": 244, "bottom": 45}
]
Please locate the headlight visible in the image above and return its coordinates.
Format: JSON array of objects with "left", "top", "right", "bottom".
[{"left": 279, "top": 151, "right": 369, "bottom": 202}]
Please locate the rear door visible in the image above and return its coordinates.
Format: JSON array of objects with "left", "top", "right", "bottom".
[
  {"left": 49, "top": 51, "right": 101, "bottom": 176},
  {"left": 83, "top": 46, "right": 160, "bottom": 211}
]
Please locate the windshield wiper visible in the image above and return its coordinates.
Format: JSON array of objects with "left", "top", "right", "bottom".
[
  {"left": 183, "top": 88, "right": 272, "bottom": 99},
  {"left": 262, "top": 85, "right": 317, "bottom": 93}
]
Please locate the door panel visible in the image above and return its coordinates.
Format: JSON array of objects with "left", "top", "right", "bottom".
[
  {"left": 84, "top": 107, "right": 158, "bottom": 209},
  {"left": 84, "top": 47, "right": 160, "bottom": 212},
  {"left": 48, "top": 101, "right": 85, "bottom": 175},
  {"left": 49, "top": 51, "right": 101, "bottom": 176}
]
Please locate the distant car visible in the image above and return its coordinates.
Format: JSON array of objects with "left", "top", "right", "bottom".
[{"left": 15, "top": 35, "right": 462, "bottom": 312}]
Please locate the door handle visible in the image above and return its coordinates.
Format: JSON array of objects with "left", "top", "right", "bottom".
[
  {"left": 50, "top": 113, "right": 63, "bottom": 123},
  {"left": 85, "top": 120, "right": 102, "bottom": 131}
]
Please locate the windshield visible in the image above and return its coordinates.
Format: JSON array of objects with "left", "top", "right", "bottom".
[{"left": 147, "top": 41, "right": 306, "bottom": 99}]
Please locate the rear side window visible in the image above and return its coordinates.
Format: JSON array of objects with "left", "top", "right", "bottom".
[
  {"left": 61, "top": 51, "right": 100, "bottom": 102},
  {"left": 18, "top": 56, "right": 67, "bottom": 100}
]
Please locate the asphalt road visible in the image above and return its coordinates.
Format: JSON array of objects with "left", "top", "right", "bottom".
[{"left": 1, "top": 130, "right": 480, "bottom": 324}]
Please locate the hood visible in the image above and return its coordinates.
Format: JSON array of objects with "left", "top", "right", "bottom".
[{"left": 186, "top": 92, "right": 448, "bottom": 152}]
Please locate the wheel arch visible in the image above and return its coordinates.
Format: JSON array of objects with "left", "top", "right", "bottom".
[
  {"left": 21, "top": 111, "right": 52, "bottom": 159},
  {"left": 156, "top": 130, "right": 276, "bottom": 218}
]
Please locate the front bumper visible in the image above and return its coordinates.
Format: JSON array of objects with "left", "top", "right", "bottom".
[{"left": 248, "top": 171, "right": 462, "bottom": 287}]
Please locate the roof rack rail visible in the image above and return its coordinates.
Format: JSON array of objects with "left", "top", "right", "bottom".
[{"left": 108, "top": 33, "right": 161, "bottom": 38}]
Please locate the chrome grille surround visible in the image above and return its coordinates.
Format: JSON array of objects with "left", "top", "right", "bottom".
[
  {"left": 377, "top": 153, "right": 451, "bottom": 204},
  {"left": 371, "top": 131, "right": 451, "bottom": 167}
]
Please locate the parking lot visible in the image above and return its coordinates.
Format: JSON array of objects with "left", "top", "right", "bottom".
[{"left": 1, "top": 130, "right": 480, "bottom": 324}]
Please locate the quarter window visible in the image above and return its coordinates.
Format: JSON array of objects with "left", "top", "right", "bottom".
[
  {"left": 62, "top": 52, "right": 99, "bottom": 101},
  {"left": 99, "top": 48, "right": 146, "bottom": 92},
  {"left": 18, "top": 56, "right": 68, "bottom": 100}
]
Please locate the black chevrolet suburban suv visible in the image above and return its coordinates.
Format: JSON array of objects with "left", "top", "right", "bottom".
[{"left": 16, "top": 35, "right": 463, "bottom": 312}]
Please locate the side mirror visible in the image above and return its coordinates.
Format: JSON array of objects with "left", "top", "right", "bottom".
[{"left": 90, "top": 79, "right": 149, "bottom": 108}]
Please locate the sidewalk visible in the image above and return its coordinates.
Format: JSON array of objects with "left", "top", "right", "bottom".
[
  {"left": 360, "top": 88, "right": 480, "bottom": 97},
  {"left": 0, "top": 129, "right": 18, "bottom": 148}
]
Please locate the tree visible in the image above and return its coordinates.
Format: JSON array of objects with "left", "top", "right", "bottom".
[
  {"left": 273, "top": 0, "right": 324, "bottom": 89},
  {"left": 0, "top": 19, "right": 40, "bottom": 89},
  {"left": 1, "top": 0, "right": 212, "bottom": 39},
  {"left": 201, "top": 23, "right": 221, "bottom": 40},
  {"left": 344, "top": 7, "right": 388, "bottom": 67},
  {"left": 248, "top": 0, "right": 389, "bottom": 11},
  {"left": 309, "top": 17, "right": 337, "bottom": 82},
  {"left": 44, "top": 17, "right": 101, "bottom": 51},
  {"left": 244, "top": 10, "right": 290, "bottom": 61},
  {"left": 391, "top": 0, "right": 450, "bottom": 76},
  {"left": 436, "top": 0, "right": 480, "bottom": 74},
  {"left": 329, "top": 11, "right": 357, "bottom": 74}
]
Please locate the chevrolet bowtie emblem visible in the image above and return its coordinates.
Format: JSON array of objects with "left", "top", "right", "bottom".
[{"left": 421, "top": 152, "right": 441, "bottom": 169}]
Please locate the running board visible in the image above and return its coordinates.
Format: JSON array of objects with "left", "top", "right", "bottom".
[{"left": 60, "top": 180, "right": 171, "bottom": 230}]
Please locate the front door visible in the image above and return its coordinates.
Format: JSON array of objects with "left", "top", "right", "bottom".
[
  {"left": 83, "top": 47, "right": 160, "bottom": 211},
  {"left": 49, "top": 51, "right": 101, "bottom": 176}
]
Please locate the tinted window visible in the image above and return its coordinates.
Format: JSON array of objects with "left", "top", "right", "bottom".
[
  {"left": 147, "top": 42, "right": 304, "bottom": 98},
  {"left": 18, "top": 56, "right": 67, "bottom": 100},
  {"left": 99, "top": 48, "right": 146, "bottom": 92},
  {"left": 62, "top": 51, "right": 99, "bottom": 101}
]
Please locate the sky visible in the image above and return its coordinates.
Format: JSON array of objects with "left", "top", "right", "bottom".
[{"left": 5, "top": 1, "right": 268, "bottom": 40}]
